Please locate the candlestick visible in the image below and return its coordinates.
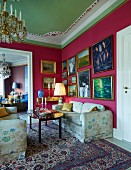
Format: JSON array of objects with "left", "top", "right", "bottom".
[
  {"left": 19, "top": 11, "right": 22, "bottom": 20},
  {"left": 45, "top": 97, "right": 47, "bottom": 109},
  {"left": 48, "top": 83, "right": 50, "bottom": 89},
  {"left": 42, "top": 97, "right": 43, "bottom": 104},
  {"left": 4, "top": 2, "right": 6, "bottom": 11},
  {"left": 15, "top": 9, "right": 17, "bottom": 17},
  {"left": 10, "top": 4, "right": 13, "bottom": 15}
]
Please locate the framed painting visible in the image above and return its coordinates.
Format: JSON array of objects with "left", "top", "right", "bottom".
[
  {"left": 68, "top": 84, "right": 77, "bottom": 97},
  {"left": 43, "top": 77, "right": 55, "bottom": 88},
  {"left": 77, "top": 69, "right": 90, "bottom": 98},
  {"left": 62, "top": 71, "right": 68, "bottom": 78},
  {"left": 92, "top": 35, "right": 113, "bottom": 73},
  {"left": 92, "top": 75, "right": 114, "bottom": 100},
  {"left": 41, "top": 60, "right": 56, "bottom": 74},
  {"left": 77, "top": 48, "right": 90, "bottom": 69},
  {"left": 68, "top": 76, "right": 77, "bottom": 85},
  {"left": 62, "top": 60, "right": 67, "bottom": 71},
  {"left": 62, "top": 79, "right": 68, "bottom": 86},
  {"left": 68, "top": 56, "right": 76, "bottom": 75}
]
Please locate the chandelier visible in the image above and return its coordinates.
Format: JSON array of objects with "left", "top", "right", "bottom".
[
  {"left": 0, "top": 54, "right": 11, "bottom": 79},
  {"left": 0, "top": 0, "right": 27, "bottom": 43}
]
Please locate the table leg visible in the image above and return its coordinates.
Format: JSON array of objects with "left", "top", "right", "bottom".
[
  {"left": 39, "top": 120, "right": 41, "bottom": 143},
  {"left": 45, "top": 120, "right": 47, "bottom": 126},
  {"left": 59, "top": 117, "right": 62, "bottom": 138},
  {"left": 30, "top": 116, "right": 32, "bottom": 129}
]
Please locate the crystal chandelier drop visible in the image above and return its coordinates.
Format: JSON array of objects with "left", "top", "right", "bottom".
[
  {"left": 0, "top": 54, "right": 11, "bottom": 79},
  {"left": 0, "top": 0, "right": 27, "bottom": 43}
]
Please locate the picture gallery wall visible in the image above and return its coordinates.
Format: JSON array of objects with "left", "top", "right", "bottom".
[{"left": 62, "top": 35, "right": 114, "bottom": 101}]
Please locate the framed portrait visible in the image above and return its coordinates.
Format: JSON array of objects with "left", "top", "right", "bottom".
[
  {"left": 77, "top": 69, "right": 91, "bottom": 98},
  {"left": 92, "top": 75, "right": 114, "bottom": 100},
  {"left": 68, "top": 84, "right": 77, "bottom": 97},
  {"left": 41, "top": 60, "right": 56, "bottom": 74},
  {"left": 68, "top": 56, "right": 76, "bottom": 75},
  {"left": 77, "top": 48, "right": 90, "bottom": 69},
  {"left": 92, "top": 35, "right": 113, "bottom": 73},
  {"left": 43, "top": 77, "right": 55, "bottom": 88},
  {"left": 62, "top": 79, "right": 68, "bottom": 86},
  {"left": 62, "top": 71, "right": 68, "bottom": 78},
  {"left": 62, "top": 60, "right": 67, "bottom": 71}
]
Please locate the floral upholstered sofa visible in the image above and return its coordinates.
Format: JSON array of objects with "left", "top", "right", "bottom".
[
  {"left": 0, "top": 107, "right": 27, "bottom": 163},
  {"left": 52, "top": 101, "right": 113, "bottom": 143}
]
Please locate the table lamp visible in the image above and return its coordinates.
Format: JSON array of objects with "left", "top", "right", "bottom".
[{"left": 54, "top": 83, "right": 66, "bottom": 104}]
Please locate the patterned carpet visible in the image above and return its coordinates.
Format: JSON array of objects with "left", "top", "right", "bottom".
[{"left": 0, "top": 122, "right": 131, "bottom": 170}]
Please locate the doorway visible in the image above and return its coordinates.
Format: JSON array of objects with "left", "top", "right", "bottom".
[
  {"left": 115, "top": 25, "right": 131, "bottom": 143},
  {"left": 0, "top": 47, "right": 33, "bottom": 110}
]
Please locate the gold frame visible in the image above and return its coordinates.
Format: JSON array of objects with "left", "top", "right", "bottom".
[
  {"left": 41, "top": 60, "right": 56, "bottom": 74},
  {"left": 43, "top": 77, "right": 56, "bottom": 88},
  {"left": 68, "top": 84, "right": 77, "bottom": 97}
]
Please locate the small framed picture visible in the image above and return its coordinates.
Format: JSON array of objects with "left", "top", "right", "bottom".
[
  {"left": 62, "top": 71, "right": 68, "bottom": 78},
  {"left": 77, "top": 48, "right": 90, "bottom": 69},
  {"left": 62, "top": 60, "right": 67, "bottom": 71},
  {"left": 92, "top": 35, "right": 113, "bottom": 73},
  {"left": 77, "top": 69, "right": 91, "bottom": 98},
  {"left": 62, "top": 79, "right": 68, "bottom": 86},
  {"left": 68, "top": 84, "right": 77, "bottom": 97},
  {"left": 68, "top": 76, "right": 77, "bottom": 85},
  {"left": 43, "top": 77, "right": 55, "bottom": 88},
  {"left": 41, "top": 60, "right": 56, "bottom": 74},
  {"left": 92, "top": 75, "right": 114, "bottom": 100},
  {"left": 68, "top": 56, "right": 76, "bottom": 75}
]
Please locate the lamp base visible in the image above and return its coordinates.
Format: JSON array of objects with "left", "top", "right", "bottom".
[{"left": 58, "top": 97, "right": 63, "bottom": 104}]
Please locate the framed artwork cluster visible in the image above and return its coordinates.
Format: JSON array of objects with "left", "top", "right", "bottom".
[{"left": 62, "top": 35, "right": 114, "bottom": 100}]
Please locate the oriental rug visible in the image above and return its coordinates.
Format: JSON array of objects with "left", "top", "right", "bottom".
[{"left": 0, "top": 122, "right": 131, "bottom": 170}]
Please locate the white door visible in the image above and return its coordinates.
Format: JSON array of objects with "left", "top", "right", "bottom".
[
  {"left": 116, "top": 25, "right": 131, "bottom": 143},
  {"left": 123, "top": 34, "right": 131, "bottom": 142}
]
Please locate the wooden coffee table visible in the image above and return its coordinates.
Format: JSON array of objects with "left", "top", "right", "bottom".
[{"left": 27, "top": 110, "right": 63, "bottom": 143}]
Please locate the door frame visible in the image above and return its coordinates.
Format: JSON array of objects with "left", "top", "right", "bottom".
[
  {"left": 114, "top": 25, "right": 131, "bottom": 140},
  {"left": 0, "top": 47, "right": 33, "bottom": 110}
]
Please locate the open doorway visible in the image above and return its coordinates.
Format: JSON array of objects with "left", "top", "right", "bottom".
[{"left": 0, "top": 47, "right": 33, "bottom": 110}]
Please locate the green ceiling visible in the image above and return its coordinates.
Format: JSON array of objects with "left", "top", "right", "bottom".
[{"left": 4, "top": 0, "right": 127, "bottom": 48}]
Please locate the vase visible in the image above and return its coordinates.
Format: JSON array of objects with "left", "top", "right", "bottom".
[{"left": 38, "top": 90, "right": 44, "bottom": 98}]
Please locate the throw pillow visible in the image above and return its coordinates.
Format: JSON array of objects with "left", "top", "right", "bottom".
[
  {"left": 62, "top": 103, "right": 73, "bottom": 112},
  {"left": 0, "top": 107, "right": 9, "bottom": 117},
  {"left": 90, "top": 106, "right": 98, "bottom": 112}
]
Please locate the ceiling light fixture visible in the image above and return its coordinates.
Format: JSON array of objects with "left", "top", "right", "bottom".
[
  {"left": 0, "top": 54, "right": 11, "bottom": 79},
  {"left": 0, "top": 0, "right": 27, "bottom": 43}
]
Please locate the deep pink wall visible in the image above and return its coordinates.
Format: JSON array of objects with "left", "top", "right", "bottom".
[
  {"left": 62, "top": 0, "right": 131, "bottom": 128},
  {"left": 0, "top": 43, "right": 62, "bottom": 108}
]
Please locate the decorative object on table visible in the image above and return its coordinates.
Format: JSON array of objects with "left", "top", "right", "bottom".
[
  {"left": 68, "top": 84, "right": 77, "bottom": 97},
  {"left": 41, "top": 60, "right": 56, "bottom": 74},
  {"left": 38, "top": 89, "right": 44, "bottom": 98},
  {"left": 62, "top": 79, "right": 68, "bottom": 86},
  {"left": 62, "top": 60, "right": 67, "bottom": 70},
  {"left": 0, "top": 0, "right": 27, "bottom": 44},
  {"left": 54, "top": 83, "right": 66, "bottom": 104},
  {"left": 62, "top": 71, "right": 68, "bottom": 78},
  {"left": 68, "top": 56, "right": 76, "bottom": 75},
  {"left": 92, "top": 35, "right": 113, "bottom": 73},
  {"left": 0, "top": 54, "right": 11, "bottom": 79},
  {"left": 77, "top": 69, "right": 90, "bottom": 98},
  {"left": 77, "top": 48, "right": 90, "bottom": 69},
  {"left": 93, "top": 75, "right": 114, "bottom": 100}
]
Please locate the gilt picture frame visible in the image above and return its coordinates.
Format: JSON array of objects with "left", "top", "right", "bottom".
[
  {"left": 68, "top": 84, "right": 77, "bottom": 97},
  {"left": 92, "top": 35, "right": 113, "bottom": 73},
  {"left": 43, "top": 77, "right": 55, "bottom": 88},
  {"left": 92, "top": 75, "right": 114, "bottom": 100},
  {"left": 68, "top": 56, "right": 76, "bottom": 75},
  {"left": 62, "top": 60, "right": 67, "bottom": 71},
  {"left": 41, "top": 60, "right": 56, "bottom": 74}
]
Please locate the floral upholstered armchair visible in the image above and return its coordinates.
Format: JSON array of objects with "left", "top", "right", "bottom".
[{"left": 0, "top": 107, "right": 27, "bottom": 163}]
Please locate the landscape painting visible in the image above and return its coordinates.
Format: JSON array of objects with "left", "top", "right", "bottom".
[{"left": 93, "top": 75, "right": 114, "bottom": 100}]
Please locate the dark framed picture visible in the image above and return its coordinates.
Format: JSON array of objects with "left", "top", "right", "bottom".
[
  {"left": 77, "top": 48, "right": 90, "bottom": 69},
  {"left": 62, "top": 60, "right": 67, "bottom": 71},
  {"left": 68, "top": 84, "right": 77, "bottom": 97},
  {"left": 62, "top": 79, "right": 68, "bottom": 86},
  {"left": 41, "top": 60, "right": 56, "bottom": 74},
  {"left": 62, "top": 71, "right": 68, "bottom": 78},
  {"left": 92, "top": 35, "right": 113, "bottom": 73},
  {"left": 77, "top": 69, "right": 90, "bottom": 98},
  {"left": 43, "top": 77, "right": 55, "bottom": 88},
  {"left": 68, "top": 56, "right": 76, "bottom": 75},
  {"left": 92, "top": 75, "right": 114, "bottom": 100}
]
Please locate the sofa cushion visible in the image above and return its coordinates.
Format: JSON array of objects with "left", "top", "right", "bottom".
[
  {"left": 81, "top": 103, "right": 105, "bottom": 113},
  {"left": 62, "top": 103, "right": 73, "bottom": 112},
  {"left": 63, "top": 112, "right": 82, "bottom": 126},
  {"left": 5, "top": 107, "right": 17, "bottom": 114},
  {"left": 70, "top": 101, "right": 83, "bottom": 113},
  {"left": 0, "top": 107, "right": 9, "bottom": 117}
]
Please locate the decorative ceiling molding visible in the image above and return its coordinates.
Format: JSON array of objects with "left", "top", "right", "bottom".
[{"left": 26, "top": 0, "right": 125, "bottom": 48}]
